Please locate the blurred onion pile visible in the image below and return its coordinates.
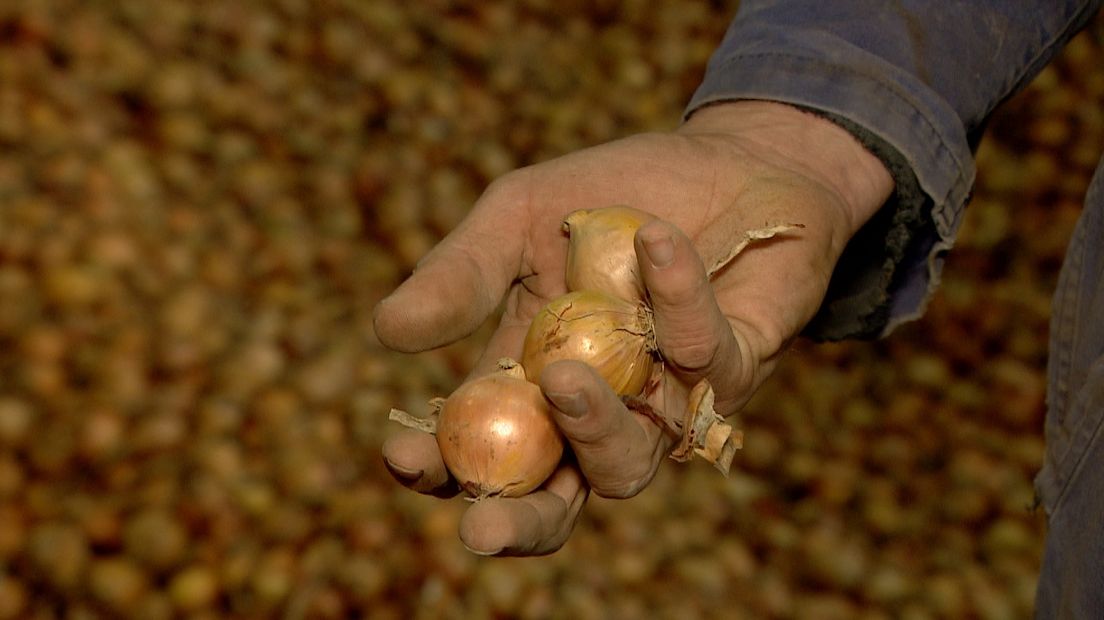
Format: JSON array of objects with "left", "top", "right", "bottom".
[{"left": 0, "top": 0, "right": 1101, "bottom": 618}]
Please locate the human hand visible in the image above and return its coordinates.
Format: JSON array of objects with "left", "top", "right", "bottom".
[{"left": 374, "top": 101, "right": 893, "bottom": 555}]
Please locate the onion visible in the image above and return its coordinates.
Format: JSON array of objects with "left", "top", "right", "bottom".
[
  {"left": 435, "top": 360, "right": 564, "bottom": 498},
  {"left": 522, "top": 290, "right": 656, "bottom": 396},
  {"left": 563, "top": 206, "right": 655, "bottom": 303}
]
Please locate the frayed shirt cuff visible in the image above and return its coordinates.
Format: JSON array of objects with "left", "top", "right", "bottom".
[{"left": 686, "top": 47, "right": 975, "bottom": 339}]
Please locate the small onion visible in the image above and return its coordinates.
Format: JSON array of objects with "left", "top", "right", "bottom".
[
  {"left": 563, "top": 205, "right": 655, "bottom": 303},
  {"left": 522, "top": 290, "right": 656, "bottom": 396},
  {"left": 436, "top": 361, "right": 564, "bottom": 498}
]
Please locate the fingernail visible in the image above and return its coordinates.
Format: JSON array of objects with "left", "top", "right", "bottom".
[
  {"left": 546, "top": 390, "right": 587, "bottom": 418},
  {"left": 642, "top": 230, "right": 675, "bottom": 268},
  {"left": 384, "top": 459, "right": 423, "bottom": 481},
  {"left": 462, "top": 542, "right": 504, "bottom": 556}
]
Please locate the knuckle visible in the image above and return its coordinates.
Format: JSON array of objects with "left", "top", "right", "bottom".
[
  {"left": 653, "top": 271, "right": 708, "bottom": 308},
  {"left": 593, "top": 476, "right": 648, "bottom": 499},
  {"left": 590, "top": 461, "right": 653, "bottom": 499},
  {"left": 566, "top": 416, "right": 618, "bottom": 447},
  {"left": 663, "top": 330, "right": 720, "bottom": 371},
  {"left": 479, "top": 167, "right": 530, "bottom": 206}
]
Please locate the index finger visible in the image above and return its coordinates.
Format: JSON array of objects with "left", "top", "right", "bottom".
[
  {"left": 541, "top": 360, "right": 672, "bottom": 498},
  {"left": 373, "top": 176, "right": 530, "bottom": 353},
  {"left": 381, "top": 428, "right": 459, "bottom": 498}
]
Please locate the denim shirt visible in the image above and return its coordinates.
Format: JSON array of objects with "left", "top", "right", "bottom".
[
  {"left": 687, "top": 0, "right": 1102, "bottom": 340},
  {"left": 688, "top": 3, "right": 1104, "bottom": 612}
]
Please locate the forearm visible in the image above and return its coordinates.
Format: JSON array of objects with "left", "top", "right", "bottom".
[{"left": 687, "top": 0, "right": 1103, "bottom": 338}]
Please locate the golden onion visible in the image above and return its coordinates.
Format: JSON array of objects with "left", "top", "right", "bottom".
[
  {"left": 522, "top": 290, "right": 656, "bottom": 396},
  {"left": 563, "top": 205, "right": 655, "bottom": 303},
  {"left": 435, "top": 360, "right": 564, "bottom": 498}
]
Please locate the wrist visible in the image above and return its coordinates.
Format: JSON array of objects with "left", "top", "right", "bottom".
[{"left": 678, "top": 100, "right": 894, "bottom": 236}]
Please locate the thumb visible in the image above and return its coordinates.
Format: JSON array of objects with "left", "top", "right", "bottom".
[
  {"left": 634, "top": 220, "right": 750, "bottom": 409},
  {"left": 373, "top": 182, "right": 527, "bottom": 353}
]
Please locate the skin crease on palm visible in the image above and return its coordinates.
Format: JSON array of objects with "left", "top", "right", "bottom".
[{"left": 373, "top": 100, "right": 895, "bottom": 556}]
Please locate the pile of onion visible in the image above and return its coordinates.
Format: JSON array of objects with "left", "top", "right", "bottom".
[{"left": 390, "top": 205, "right": 800, "bottom": 499}]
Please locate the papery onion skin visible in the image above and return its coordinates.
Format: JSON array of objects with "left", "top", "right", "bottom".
[
  {"left": 436, "top": 365, "right": 564, "bottom": 498},
  {"left": 522, "top": 290, "right": 655, "bottom": 397},
  {"left": 563, "top": 206, "right": 656, "bottom": 304}
]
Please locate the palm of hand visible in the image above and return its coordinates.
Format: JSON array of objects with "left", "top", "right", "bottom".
[{"left": 467, "top": 130, "right": 841, "bottom": 409}]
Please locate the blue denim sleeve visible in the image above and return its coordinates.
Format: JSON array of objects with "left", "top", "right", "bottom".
[{"left": 687, "top": 1, "right": 1102, "bottom": 339}]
